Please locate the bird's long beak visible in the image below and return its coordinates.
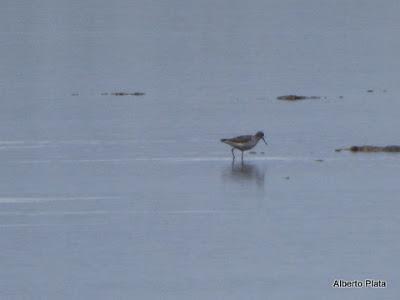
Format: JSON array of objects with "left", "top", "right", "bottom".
[{"left": 262, "top": 137, "right": 268, "bottom": 145}]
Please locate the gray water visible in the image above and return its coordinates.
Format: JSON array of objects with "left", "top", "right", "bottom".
[{"left": 1, "top": 0, "right": 399, "bottom": 299}]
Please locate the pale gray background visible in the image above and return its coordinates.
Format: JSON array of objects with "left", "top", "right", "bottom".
[{"left": 0, "top": 0, "right": 399, "bottom": 299}]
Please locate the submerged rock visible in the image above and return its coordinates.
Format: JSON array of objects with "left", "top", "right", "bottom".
[
  {"left": 335, "top": 145, "right": 400, "bottom": 153},
  {"left": 277, "top": 95, "right": 321, "bottom": 101}
]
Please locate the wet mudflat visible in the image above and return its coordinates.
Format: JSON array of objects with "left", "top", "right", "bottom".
[{"left": 1, "top": 0, "right": 400, "bottom": 299}]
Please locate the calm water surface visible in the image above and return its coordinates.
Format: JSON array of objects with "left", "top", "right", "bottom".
[{"left": 0, "top": 0, "right": 399, "bottom": 299}]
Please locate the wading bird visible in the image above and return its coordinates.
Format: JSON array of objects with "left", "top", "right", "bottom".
[{"left": 221, "top": 131, "right": 268, "bottom": 163}]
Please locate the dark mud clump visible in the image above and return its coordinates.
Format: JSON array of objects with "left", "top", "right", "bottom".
[
  {"left": 249, "top": 151, "right": 265, "bottom": 155},
  {"left": 106, "top": 92, "right": 145, "bottom": 96},
  {"left": 277, "top": 95, "right": 321, "bottom": 101},
  {"left": 335, "top": 145, "right": 400, "bottom": 153}
]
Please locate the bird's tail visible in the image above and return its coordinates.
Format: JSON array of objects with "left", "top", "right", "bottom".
[{"left": 220, "top": 139, "right": 227, "bottom": 142}]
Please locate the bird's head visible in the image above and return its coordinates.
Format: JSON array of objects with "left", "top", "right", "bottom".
[{"left": 255, "top": 131, "right": 268, "bottom": 145}]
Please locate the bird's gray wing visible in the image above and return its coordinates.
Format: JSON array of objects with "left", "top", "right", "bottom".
[{"left": 227, "top": 135, "right": 252, "bottom": 143}]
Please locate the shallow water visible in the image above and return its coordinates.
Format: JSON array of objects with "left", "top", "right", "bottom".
[{"left": 1, "top": 0, "right": 400, "bottom": 299}]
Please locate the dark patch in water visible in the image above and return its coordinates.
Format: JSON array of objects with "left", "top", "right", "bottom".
[
  {"left": 335, "top": 145, "right": 400, "bottom": 153},
  {"left": 367, "top": 89, "right": 374, "bottom": 93},
  {"left": 277, "top": 95, "right": 321, "bottom": 101},
  {"left": 105, "top": 92, "right": 145, "bottom": 96}
]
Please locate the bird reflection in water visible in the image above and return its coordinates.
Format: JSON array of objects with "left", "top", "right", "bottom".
[{"left": 222, "top": 162, "right": 266, "bottom": 188}]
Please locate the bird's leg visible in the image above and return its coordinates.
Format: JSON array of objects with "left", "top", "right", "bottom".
[
  {"left": 231, "top": 148, "right": 235, "bottom": 160},
  {"left": 241, "top": 151, "right": 244, "bottom": 163}
]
